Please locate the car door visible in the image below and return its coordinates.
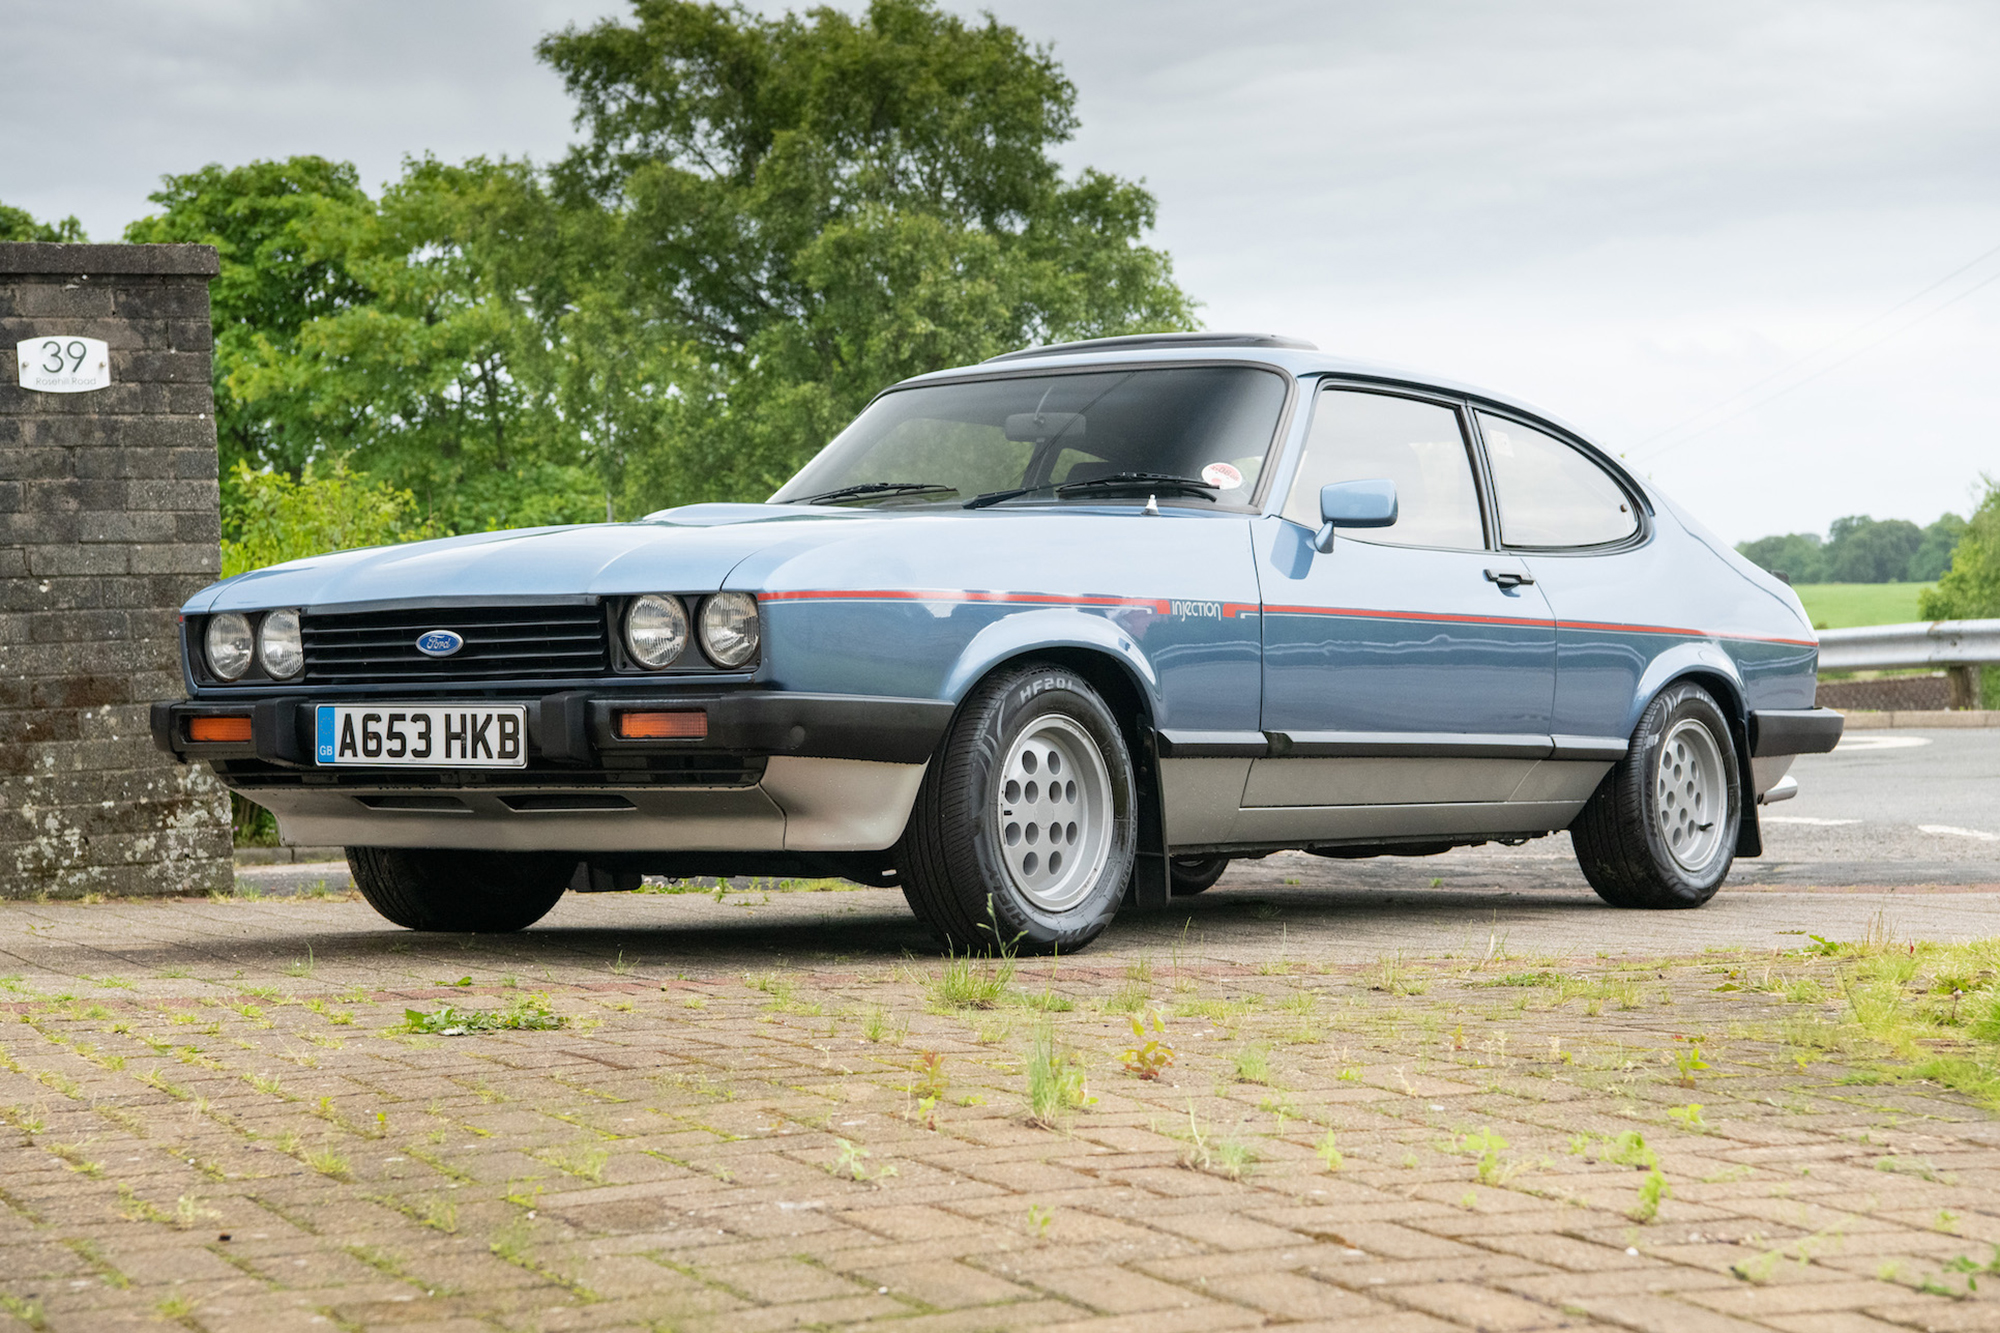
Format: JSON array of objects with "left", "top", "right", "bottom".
[
  {"left": 1470, "top": 409, "right": 1662, "bottom": 794},
  {"left": 1243, "top": 384, "right": 1558, "bottom": 844}
]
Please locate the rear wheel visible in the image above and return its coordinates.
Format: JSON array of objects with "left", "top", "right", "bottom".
[
  {"left": 899, "top": 662, "right": 1136, "bottom": 953},
  {"left": 1571, "top": 682, "right": 1740, "bottom": 909},
  {"left": 1169, "top": 855, "right": 1230, "bottom": 896},
  {"left": 347, "top": 847, "right": 573, "bottom": 932}
]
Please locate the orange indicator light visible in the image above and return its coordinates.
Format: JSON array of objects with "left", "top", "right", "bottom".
[
  {"left": 188, "top": 715, "right": 253, "bottom": 743},
  {"left": 615, "top": 710, "right": 707, "bottom": 740}
]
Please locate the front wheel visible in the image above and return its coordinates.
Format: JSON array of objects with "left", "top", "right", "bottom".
[
  {"left": 899, "top": 663, "right": 1137, "bottom": 953},
  {"left": 1571, "top": 681, "right": 1741, "bottom": 908},
  {"left": 347, "top": 847, "right": 573, "bottom": 932}
]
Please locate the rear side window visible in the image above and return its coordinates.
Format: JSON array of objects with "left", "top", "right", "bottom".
[
  {"left": 1478, "top": 412, "right": 1638, "bottom": 548},
  {"left": 1284, "top": 389, "right": 1485, "bottom": 550}
]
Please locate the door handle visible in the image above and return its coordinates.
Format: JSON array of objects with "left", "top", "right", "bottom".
[{"left": 1484, "top": 569, "right": 1534, "bottom": 589}]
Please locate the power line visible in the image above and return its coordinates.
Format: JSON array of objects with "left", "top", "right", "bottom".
[
  {"left": 1636, "top": 238, "right": 2000, "bottom": 457},
  {"left": 1634, "top": 254, "right": 2000, "bottom": 464}
]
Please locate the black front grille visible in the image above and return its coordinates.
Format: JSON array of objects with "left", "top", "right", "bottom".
[{"left": 301, "top": 604, "right": 610, "bottom": 685}]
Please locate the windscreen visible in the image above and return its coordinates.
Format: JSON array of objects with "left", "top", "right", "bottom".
[{"left": 769, "top": 366, "right": 1289, "bottom": 508}]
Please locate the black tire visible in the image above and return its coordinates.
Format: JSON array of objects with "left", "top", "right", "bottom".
[
  {"left": 347, "top": 847, "right": 573, "bottom": 932},
  {"left": 1169, "top": 855, "right": 1230, "bottom": 896},
  {"left": 1571, "top": 681, "right": 1741, "bottom": 909},
  {"left": 899, "top": 662, "right": 1137, "bottom": 954}
]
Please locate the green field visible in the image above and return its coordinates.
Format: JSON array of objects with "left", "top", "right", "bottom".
[{"left": 1793, "top": 582, "right": 1933, "bottom": 629}]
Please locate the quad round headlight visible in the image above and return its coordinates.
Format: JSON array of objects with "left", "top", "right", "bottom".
[
  {"left": 257, "top": 608, "right": 304, "bottom": 679},
  {"left": 624, "top": 594, "right": 689, "bottom": 669},
  {"left": 699, "top": 592, "right": 760, "bottom": 668},
  {"left": 204, "top": 613, "right": 254, "bottom": 681}
]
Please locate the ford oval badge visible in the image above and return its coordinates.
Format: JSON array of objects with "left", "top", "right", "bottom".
[{"left": 415, "top": 629, "right": 464, "bottom": 657}]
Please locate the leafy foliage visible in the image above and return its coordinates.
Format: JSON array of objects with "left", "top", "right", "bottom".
[
  {"left": 399, "top": 994, "right": 564, "bottom": 1035},
  {"left": 219, "top": 459, "right": 434, "bottom": 579},
  {"left": 1738, "top": 510, "right": 1968, "bottom": 584},
  {"left": 0, "top": 199, "right": 86, "bottom": 242},
  {"left": 118, "top": 1, "right": 1196, "bottom": 545},
  {"left": 1920, "top": 477, "right": 2000, "bottom": 620}
]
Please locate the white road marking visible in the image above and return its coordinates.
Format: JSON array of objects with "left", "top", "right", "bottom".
[
  {"left": 1919, "top": 824, "right": 2000, "bottom": 842},
  {"left": 1763, "top": 816, "right": 1860, "bottom": 826},
  {"left": 1833, "top": 735, "right": 1932, "bottom": 751}
]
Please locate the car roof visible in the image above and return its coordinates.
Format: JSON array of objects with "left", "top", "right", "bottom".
[{"left": 893, "top": 333, "right": 1607, "bottom": 454}]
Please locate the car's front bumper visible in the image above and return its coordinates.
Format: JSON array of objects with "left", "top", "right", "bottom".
[{"left": 152, "top": 689, "right": 953, "bottom": 854}]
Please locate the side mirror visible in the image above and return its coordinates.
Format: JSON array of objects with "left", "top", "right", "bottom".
[{"left": 1315, "top": 478, "right": 1398, "bottom": 552}]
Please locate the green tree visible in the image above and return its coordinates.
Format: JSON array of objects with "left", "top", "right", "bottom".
[
  {"left": 0, "top": 200, "right": 86, "bottom": 242},
  {"left": 1821, "top": 515, "right": 1924, "bottom": 583},
  {"left": 1920, "top": 478, "right": 2000, "bottom": 620},
  {"left": 220, "top": 458, "right": 435, "bottom": 578},
  {"left": 1910, "top": 513, "right": 1968, "bottom": 582},
  {"left": 124, "top": 158, "right": 372, "bottom": 480},
  {"left": 1736, "top": 532, "right": 1824, "bottom": 583},
  {"left": 226, "top": 156, "right": 603, "bottom": 530},
  {"left": 537, "top": 0, "right": 1198, "bottom": 507}
]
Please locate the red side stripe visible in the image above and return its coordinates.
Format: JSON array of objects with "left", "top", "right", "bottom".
[
  {"left": 760, "top": 588, "right": 1172, "bottom": 615},
  {"left": 762, "top": 591, "right": 1816, "bottom": 648}
]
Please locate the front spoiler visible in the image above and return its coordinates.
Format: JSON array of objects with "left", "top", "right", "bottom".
[{"left": 152, "top": 689, "right": 956, "bottom": 768}]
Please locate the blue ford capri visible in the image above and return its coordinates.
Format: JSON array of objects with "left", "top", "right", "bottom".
[{"left": 155, "top": 333, "right": 1842, "bottom": 949}]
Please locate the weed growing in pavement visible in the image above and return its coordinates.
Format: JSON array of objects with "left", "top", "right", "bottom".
[
  {"left": 1671, "top": 1039, "right": 1709, "bottom": 1088},
  {"left": 1025, "top": 1020, "right": 1092, "bottom": 1128},
  {"left": 1119, "top": 1010, "right": 1175, "bottom": 1081},
  {"left": 543, "top": 1144, "right": 609, "bottom": 1183},
  {"left": 1232, "top": 1044, "right": 1272, "bottom": 1085},
  {"left": 399, "top": 994, "right": 564, "bottom": 1036},
  {"left": 174, "top": 1193, "right": 218, "bottom": 1230},
  {"left": 305, "top": 1147, "right": 350, "bottom": 1180},
  {"left": 286, "top": 946, "right": 316, "bottom": 979},
  {"left": 1177, "top": 1103, "right": 1254, "bottom": 1180},
  {"left": 862, "top": 1007, "right": 889, "bottom": 1041},
  {"left": 1315, "top": 1129, "right": 1344, "bottom": 1172},
  {"left": 1374, "top": 953, "right": 1427, "bottom": 996},
  {"left": 829, "top": 1138, "right": 897, "bottom": 1183},
  {"left": 1102, "top": 978, "right": 1150, "bottom": 1013},
  {"left": 1449, "top": 1128, "right": 1515, "bottom": 1185},
  {"left": 932, "top": 953, "right": 1015, "bottom": 1011},
  {"left": 46, "top": 1141, "right": 101, "bottom": 1176},
  {"left": 1666, "top": 1103, "right": 1708, "bottom": 1131},
  {"left": 1028, "top": 1204, "right": 1053, "bottom": 1238},
  {"left": 417, "top": 1195, "right": 458, "bottom": 1233},
  {"left": 1631, "top": 1167, "right": 1671, "bottom": 1222}
]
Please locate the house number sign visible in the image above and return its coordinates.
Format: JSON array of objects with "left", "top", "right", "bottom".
[{"left": 16, "top": 336, "right": 111, "bottom": 392}]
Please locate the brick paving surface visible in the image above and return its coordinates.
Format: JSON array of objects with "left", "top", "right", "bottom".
[{"left": 0, "top": 880, "right": 1997, "bottom": 1331}]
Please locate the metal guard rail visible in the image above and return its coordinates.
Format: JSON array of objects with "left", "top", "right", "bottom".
[{"left": 1815, "top": 619, "right": 2000, "bottom": 672}]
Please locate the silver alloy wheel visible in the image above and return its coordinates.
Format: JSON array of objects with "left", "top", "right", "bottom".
[
  {"left": 994, "top": 714, "right": 1114, "bottom": 912},
  {"left": 1655, "top": 718, "right": 1727, "bottom": 871}
]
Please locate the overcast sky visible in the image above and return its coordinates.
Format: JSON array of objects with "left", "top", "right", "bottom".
[{"left": 4, "top": 0, "right": 1996, "bottom": 544}]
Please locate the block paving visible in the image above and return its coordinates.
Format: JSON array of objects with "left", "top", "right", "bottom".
[{"left": 0, "top": 885, "right": 1996, "bottom": 1332}]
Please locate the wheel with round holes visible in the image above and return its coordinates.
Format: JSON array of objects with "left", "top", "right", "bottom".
[
  {"left": 1570, "top": 681, "right": 1741, "bottom": 908},
  {"left": 1169, "top": 855, "right": 1230, "bottom": 896},
  {"left": 898, "top": 662, "right": 1136, "bottom": 953}
]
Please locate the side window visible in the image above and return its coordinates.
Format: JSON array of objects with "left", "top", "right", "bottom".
[
  {"left": 1283, "top": 389, "right": 1485, "bottom": 550},
  {"left": 1478, "top": 412, "right": 1637, "bottom": 548}
]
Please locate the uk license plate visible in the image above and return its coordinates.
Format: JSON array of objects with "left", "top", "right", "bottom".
[{"left": 314, "top": 704, "right": 528, "bottom": 768}]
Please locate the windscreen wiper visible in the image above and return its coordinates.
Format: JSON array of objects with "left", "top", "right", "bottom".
[
  {"left": 792, "top": 481, "right": 958, "bottom": 506},
  {"left": 967, "top": 472, "right": 1220, "bottom": 510},
  {"left": 1056, "top": 472, "right": 1219, "bottom": 500}
]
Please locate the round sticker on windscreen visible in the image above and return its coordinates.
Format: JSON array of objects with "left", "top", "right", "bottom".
[{"left": 1200, "top": 461, "right": 1243, "bottom": 489}]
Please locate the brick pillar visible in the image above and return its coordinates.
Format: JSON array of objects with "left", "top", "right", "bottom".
[{"left": 1, "top": 242, "right": 233, "bottom": 898}]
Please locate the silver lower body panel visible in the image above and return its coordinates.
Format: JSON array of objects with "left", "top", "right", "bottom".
[
  {"left": 244, "top": 756, "right": 926, "bottom": 853},
  {"left": 1160, "top": 755, "right": 1610, "bottom": 847}
]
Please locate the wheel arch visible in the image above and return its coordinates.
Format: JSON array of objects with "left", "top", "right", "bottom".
[
  {"left": 939, "top": 632, "right": 1167, "bottom": 907},
  {"left": 1632, "top": 654, "right": 1760, "bottom": 859}
]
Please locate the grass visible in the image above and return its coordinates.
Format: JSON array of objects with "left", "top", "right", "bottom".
[
  {"left": 1792, "top": 581, "right": 1932, "bottom": 629},
  {"left": 1025, "top": 1020, "right": 1091, "bottom": 1128},
  {"left": 932, "top": 955, "right": 1014, "bottom": 1011},
  {"left": 399, "top": 994, "right": 564, "bottom": 1035}
]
